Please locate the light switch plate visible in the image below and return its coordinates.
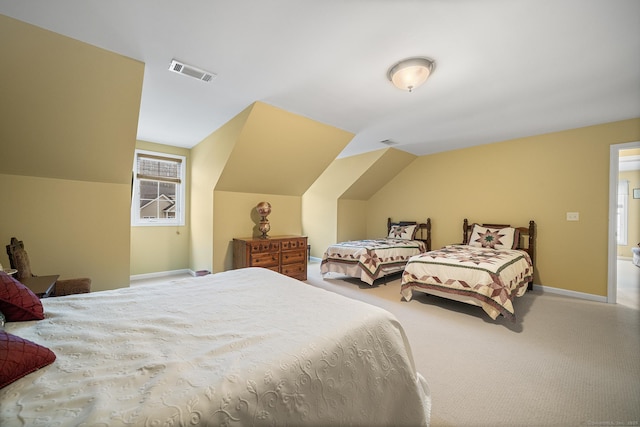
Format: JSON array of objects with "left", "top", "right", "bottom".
[{"left": 566, "top": 212, "right": 579, "bottom": 221}]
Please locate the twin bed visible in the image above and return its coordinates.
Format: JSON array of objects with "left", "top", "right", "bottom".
[
  {"left": 401, "top": 219, "right": 535, "bottom": 321},
  {"left": 320, "top": 218, "right": 432, "bottom": 285},
  {"left": 0, "top": 267, "right": 431, "bottom": 426},
  {"left": 322, "top": 218, "right": 535, "bottom": 321}
]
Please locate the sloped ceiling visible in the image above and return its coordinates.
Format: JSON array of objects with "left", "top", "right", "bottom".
[
  {"left": 1, "top": 2, "right": 637, "bottom": 159},
  {"left": 340, "top": 149, "right": 416, "bottom": 200},
  {"left": 215, "top": 102, "right": 354, "bottom": 196},
  {"left": 305, "top": 147, "right": 416, "bottom": 200},
  {"left": 0, "top": 15, "right": 144, "bottom": 185}
]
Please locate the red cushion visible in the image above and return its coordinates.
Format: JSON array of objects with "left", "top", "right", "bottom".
[
  {"left": 0, "top": 331, "right": 56, "bottom": 388},
  {"left": 0, "top": 271, "right": 44, "bottom": 321}
]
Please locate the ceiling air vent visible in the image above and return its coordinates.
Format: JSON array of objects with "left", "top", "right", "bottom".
[
  {"left": 168, "top": 59, "right": 217, "bottom": 82},
  {"left": 380, "top": 139, "right": 398, "bottom": 146}
]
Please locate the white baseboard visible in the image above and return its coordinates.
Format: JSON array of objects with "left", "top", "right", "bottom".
[
  {"left": 309, "top": 256, "right": 322, "bottom": 263},
  {"left": 531, "top": 283, "right": 607, "bottom": 303},
  {"left": 130, "top": 269, "right": 193, "bottom": 281}
]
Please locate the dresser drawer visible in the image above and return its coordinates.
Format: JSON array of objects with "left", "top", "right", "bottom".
[
  {"left": 250, "top": 252, "right": 279, "bottom": 268},
  {"left": 250, "top": 241, "right": 280, "bottom": 253},
  {"left": 281, "top": 262, "right": 306, "bottom": 279},
  {"left": 281, "top": 249, "right": 306, "bottom": 265},
  {"left": 281, "top": 238, "right": 306, "bottom": 250}
]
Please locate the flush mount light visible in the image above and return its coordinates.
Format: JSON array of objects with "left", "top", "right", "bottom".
[{"left": 387, "top": 57, "right": 435, "bottom": 92}]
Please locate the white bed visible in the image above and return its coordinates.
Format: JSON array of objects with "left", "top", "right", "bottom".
[{"left": 1, "top": 267, "right": 431, "bottom": 426}]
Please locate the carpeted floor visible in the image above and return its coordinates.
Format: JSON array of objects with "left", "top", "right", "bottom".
[{"left": 308, "top": 260, "right": 640, "bottom": 427}]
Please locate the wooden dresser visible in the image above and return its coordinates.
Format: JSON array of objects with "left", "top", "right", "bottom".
[{"left": 233, "top": 235, "right": 308, "bottom": 281}]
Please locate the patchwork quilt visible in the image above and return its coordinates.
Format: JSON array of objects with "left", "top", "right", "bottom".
[
  {"left": 321, "top": 239, "right": 427, "bottom": 285},
  {"left": 400, "top": 245, "right": 533, "bottom": 321}
]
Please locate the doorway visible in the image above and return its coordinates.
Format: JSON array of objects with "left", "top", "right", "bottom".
[{"left": 608, "top": 141, "right": 640, "bottom": 305}]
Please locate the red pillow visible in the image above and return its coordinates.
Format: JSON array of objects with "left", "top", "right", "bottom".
[
  {"left": 0, "top": 272, "right": 44, "bottom": 321},
  {"left": 0, "top": 331, "right": 56, "bottom": 388}
]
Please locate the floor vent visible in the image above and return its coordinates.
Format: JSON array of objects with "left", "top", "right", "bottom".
[{"left": 169, "top": 59, "right": 217, "bottom": 82}]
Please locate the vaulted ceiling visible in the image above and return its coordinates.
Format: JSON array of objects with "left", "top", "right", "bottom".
[{"left": 1, "top": 0, "right": 638, "bottom": 160}]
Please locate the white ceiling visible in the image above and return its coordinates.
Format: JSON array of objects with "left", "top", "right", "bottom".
[
  {"left": 1, "top": 0, "right": 639, "bottom": 158},
  {"left": 620, "top": 155, "right": 640, "bottom": 171}
]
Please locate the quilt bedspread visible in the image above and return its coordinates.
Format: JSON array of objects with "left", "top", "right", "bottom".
[
  {"left": 1, "top": 268, "right": 430, "bottom": 426},
  {"left": 321, "top": 238, "right": 427, "bottom": 285},
  {"left": 400, "top": 245, "right": 533, "bottom": 321}
]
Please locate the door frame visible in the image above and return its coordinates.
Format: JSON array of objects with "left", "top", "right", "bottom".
[{"left": 608, "top": 140, "right": 640, "bottom": 303}]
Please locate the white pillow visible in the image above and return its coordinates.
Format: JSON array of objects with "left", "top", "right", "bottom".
[
  {"left": 468, "top": 224, "right": 518, "bottom": 249},
  {"left": 388, "top": 224, "right": 417, "bottom": 240}
]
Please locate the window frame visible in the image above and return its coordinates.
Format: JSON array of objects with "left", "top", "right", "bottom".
[{"left": 131, "top": 149, "right": 186, "bottom": 227}]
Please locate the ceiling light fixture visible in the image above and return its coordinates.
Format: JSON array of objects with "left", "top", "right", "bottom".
[{"left": 387, "top": 57, "right": 435, "bottom": 92}]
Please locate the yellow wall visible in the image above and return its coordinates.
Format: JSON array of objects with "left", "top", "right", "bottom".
[
  {"left": 0, "top": 174, "right": 131, "bottom": 291},
  {"left": 302, "top": 189, "right": 338, "bottom": 259},
  {"left": 129, "top": 141, "right": 191, "bottom": 276},
  {"left": 302, "top": 148, "right": 415, "bottom": 258},
  {"left": 4, "top": 14, "right": 638, "bottom": 298},
  {"left": 192, "top": 102, "right": 350, "bottom": 273},
  {"left": 368, "top": 118, "right": 640, "bottom": 296},
  {"left": 216, "top": 102, "right": 353, "bottom": 196},
  {"left": 337, "top": 199, "right": 368, "bottom": 243},
  {"left": 302, "top": 153, "right": 380, "bottom": 258},
  {"left": 0, "top": 15, "right": 144, "bottom": 291},
  {"left": 0, "top": 15, "right": 143, "bottom": 184},
  {"left": 189, "top": 107, "right": 250, "bottom": 272},
  {"left": 213, "top": 191, "right": 302, "bottom": 272}
]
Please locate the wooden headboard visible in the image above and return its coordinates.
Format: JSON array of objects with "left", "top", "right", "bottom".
[
  {"left": 462, "top": 218, "right": 535, "bottom": 290},
  {"left": 387, "top": 217, "right": 432, "bottom": 251},
  {"left": 462, "top": 218, "right": 535, "bottom": 265}
]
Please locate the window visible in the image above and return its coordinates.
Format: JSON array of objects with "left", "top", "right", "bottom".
[
  {"left": 131, "top": 150, "right": 186, "bottom": 226},
  {"left": 617, "top": 179, "right": 629, "bottom": 245}
]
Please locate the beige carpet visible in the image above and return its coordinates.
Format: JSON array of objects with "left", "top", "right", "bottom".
[{"left": 308, "top": 261, "right": 640, "bottom": 427}]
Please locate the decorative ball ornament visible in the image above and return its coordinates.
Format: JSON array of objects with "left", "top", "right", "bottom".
[
  {"left": 256, "top": 202, "right": 272, "bottom": 238},
  {"left": 256, "top": 201, "right": 272, "bottom": 217}
]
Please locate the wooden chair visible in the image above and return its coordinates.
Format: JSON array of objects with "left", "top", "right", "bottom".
[{"left": 6, "top": 237, "right": 91, "bottom": 297}]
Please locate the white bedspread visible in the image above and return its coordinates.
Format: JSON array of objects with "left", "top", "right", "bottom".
[{"left": 1, "top": 267, "right": 430, "bottom": 426}]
